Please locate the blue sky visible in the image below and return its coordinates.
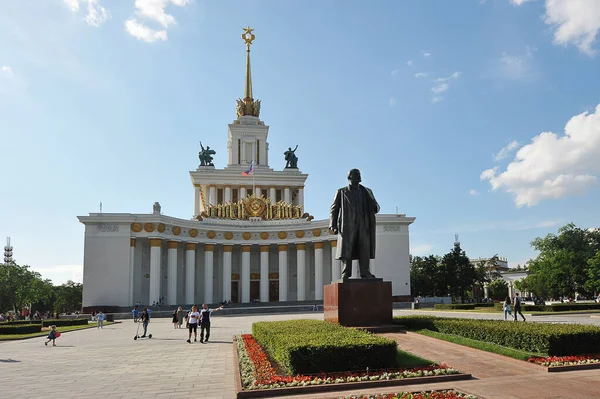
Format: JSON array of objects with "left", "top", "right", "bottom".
[{"left": 1, "top": 0, "right": 600, "bottom": 285}]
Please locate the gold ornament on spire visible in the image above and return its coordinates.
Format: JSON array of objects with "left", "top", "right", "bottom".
[{"left": 236, "top": 26, "right": 261, "bottom": 118}]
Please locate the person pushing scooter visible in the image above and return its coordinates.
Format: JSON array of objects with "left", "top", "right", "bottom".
[{"left": 140, "top": 308, "right": 150, "bottom": 337}]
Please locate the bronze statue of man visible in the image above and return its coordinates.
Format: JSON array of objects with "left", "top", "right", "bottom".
[{"left": 329, "top": 168, "right": 380, "bottom": 280}]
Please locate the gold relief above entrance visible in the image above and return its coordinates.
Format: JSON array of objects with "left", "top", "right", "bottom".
[
  {"left": 157, "top": 223, "right": 166, "bottom": 233},
  {"left": 207, "top": 231, "right": 217, "bottom": 239},
  {"left": 172, "top": 226, "right": 181, "bottom": 236},
  {"left": 189, "top": 229, "right": 198, "bottom": 238},
  {"left": 144, "top": 223, "right": 155, "bottom": 233},
  {"left": 260, "top": 232, "right": 269, "bottom": 240},
  {"left": 242, "top": 232, "right": 252, "bottom": 240},
  {"left": 131, "top": 223, "right": 142, "bottom": 232},
  {"left": 224, "top": 232, "right": 234, "bottom": 240},
  {"left": 201, "top": 194, "right": 309, "bottom": 221}
]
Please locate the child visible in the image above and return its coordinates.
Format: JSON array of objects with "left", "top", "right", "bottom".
[
  {"left": 45, "top": 325, "right": 59, "bottom": 346},
  {"left": 503, "top": 297, "right": 512, "bottom": 320}
]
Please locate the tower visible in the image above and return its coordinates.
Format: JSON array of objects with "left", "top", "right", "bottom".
[{"left": 4, "top": 237, "right": 13, "bottom": 265}]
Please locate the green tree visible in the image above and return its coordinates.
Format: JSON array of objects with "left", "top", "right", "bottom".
[
  {"left": 410, "top": 255, "right": 443, "bottom": 297},
  {"left": 522, "top": 223, "right": 600, "bottom": 298},
  {"left": 53, "top": 280, "right": 83, "bottom": 314},
  {"left": 441, "top": 242, "right": 476, "bottom": 303},
  {"left": 586, "top": 252, "right": 600, "bottom": 294},
  {"left": 487, "top": 278, "right": 509, "bottom": 300}
]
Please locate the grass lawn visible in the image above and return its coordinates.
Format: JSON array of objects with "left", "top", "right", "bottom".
[
  {"left": 396, "top": 348, "right": 435, "bottom": 367},
  {"left": 415, "top": 308, "right": 600, "bottom": 315},
  {"left": 415, "top": 329, "right": 544, "bottom": 361},
  {"left": 0, "top": 322, "right": 116, "bottom": 341}
]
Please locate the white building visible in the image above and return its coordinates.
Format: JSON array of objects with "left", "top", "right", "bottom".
[{"left": 77, "top": 28, "right": 415, "bottom": 308}]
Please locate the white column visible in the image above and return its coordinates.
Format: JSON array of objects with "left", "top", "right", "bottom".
[
  {"left": 298, "top": 186, "right": 304, "bottom": 208},
  {"left": 352, "top": 260, "right": 359, "bottom": 279},
  {"left": 269, "top": 187, "right": 276, "bottom": 202},
  {"left": 240, "top": 186, "right": 247, "bottom": 200},
  {"left": 204, "top": 244, "right": 214, "bottom": 304},
  {"left": 129, "top": 239, "right": 136, "bottom": 305},
  {"left": 149, "top": 239, "right": 162, "bottom": 306},
  {"left": 278, "top": 245, "right": 288, "bottom": 302},
  {"left": 296, "top": 243, "right": 306, "bottom": 301},
  {"left": 256, "top": 187, "right": 262, "bottom": 198},
  {"left": 194, "top": 187, "right": 201, "bottom": 216},
  {"left": 223, "top": 245, "right": 232, "bottom": 302},
  {"left": 260, "top": 245, "right": 269, "bottom": 302},
  {"left": 185, "top": 243, "right": 196, "bottom": 305},
  {"left": 209, "top": 185, "right": 216, "bottom": 206},
  {"left": 224, "top": 186, "right": 232, "bottom": 202},
  {"left": 167, "top": 241, "right": 178, "bottom": 305},
  {"left": 284, "top": 186, "right": 291, "bottom": 203},
  {"left": 314, "top": 242, "right": 324, "bottom": 300},
  {"left": 331, "top": 240, "right": 340, "bottom": 282},
  {"left": 241, "top": 245, "right": 251, "bottom": 303}
]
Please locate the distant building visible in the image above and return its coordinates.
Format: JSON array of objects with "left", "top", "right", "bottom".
[{"left": 469, "top": 256, "right": 509, "bottom": 272}]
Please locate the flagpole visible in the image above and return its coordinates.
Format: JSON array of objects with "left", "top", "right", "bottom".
[{"left": 252, "top": 159, "right": 256, "bottom": 195}]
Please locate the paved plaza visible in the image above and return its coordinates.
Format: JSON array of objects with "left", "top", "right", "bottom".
[{"left": 2, "top": 310, "right": 600, "bottom": 399}]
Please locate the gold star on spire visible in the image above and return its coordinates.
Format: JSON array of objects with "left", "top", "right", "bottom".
[{"left": 242, "top": 26, "right": 255, "bottom": 50}]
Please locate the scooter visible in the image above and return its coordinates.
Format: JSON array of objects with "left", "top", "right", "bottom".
[{"left": 133, "top": 320, "right": 152, "bottom": 340}]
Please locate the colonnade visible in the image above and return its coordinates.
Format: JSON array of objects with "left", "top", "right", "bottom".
[{"left": 132, "top": 238, "right": 341, "bottom": 305}]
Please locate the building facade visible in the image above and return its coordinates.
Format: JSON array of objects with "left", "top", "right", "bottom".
[{"left": 77, "top": 28, "right": 415, "bottom": 308}]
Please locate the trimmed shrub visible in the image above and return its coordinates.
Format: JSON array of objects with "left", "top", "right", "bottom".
[
  {"left": 0, "top": 324, "right": 42, "bottom": 335},
  {"left": 394, "top": 315, "right": 600, "bottom": 356},
  {"left": 252, "top": 319, "right": 398, "bottom": 375},
  {"left": 434, "top": 303, "right": 493, "bottom": 310},
  {"left": 545, "top": 303, "right": 600, "bottom": 311},
  {"left": 42, "top": 318, "right": 89, "bottom": 327},
  {"left": 0, "top": 320, "right": 38, "bottom": 326}
]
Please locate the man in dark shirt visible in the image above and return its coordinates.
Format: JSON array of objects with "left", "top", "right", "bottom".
[
  {"left": 199, "top": 303, "right": 224, "bottom": 343},
  {"left": 140, "top": 308, "right": 150, "bottom": 337}
]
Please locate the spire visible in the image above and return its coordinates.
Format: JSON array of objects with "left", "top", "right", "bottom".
[
  {"left": 243, "top": 26, "right": 254, "bottom": 101},
  {"left": 237, "top": 26, "right": 261, "bottom": 119}
]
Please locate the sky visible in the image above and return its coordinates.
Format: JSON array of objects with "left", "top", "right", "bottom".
[{"left": 1, "top": 0, "right": 600, "bottom": 285}]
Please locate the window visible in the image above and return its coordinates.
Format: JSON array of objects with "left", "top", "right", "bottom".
[
  {"left": 232, "top": 189, "right": 239, "bottom": 203},
  {"left": 217, "top": 189, "right": 224, "bottom": 204},
  {"left": 276, "top": 189, "right": 282, "bottom": 202}
]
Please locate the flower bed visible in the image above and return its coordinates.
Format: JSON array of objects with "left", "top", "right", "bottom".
[
  {"left": 343, "top": 390, "right": 478, "bottom": 399},
  {"left": 237, "top": 334, "right": 461, "bottom": 390},
  {"left": 528, "top": 354, "right": 600, "bottom": 367}
]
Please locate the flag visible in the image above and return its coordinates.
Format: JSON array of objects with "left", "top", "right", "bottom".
[{"left": 242, "top": 161, "right": 255, "bottom": 176}]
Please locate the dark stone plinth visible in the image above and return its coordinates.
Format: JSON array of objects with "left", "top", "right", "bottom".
[{"left": 324, "top": 280, "right": 392, "bottom": 326}]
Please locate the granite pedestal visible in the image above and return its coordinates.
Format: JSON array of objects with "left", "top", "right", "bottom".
[{"left": 324, "top": 279, "right": 393, "bottom": 326}]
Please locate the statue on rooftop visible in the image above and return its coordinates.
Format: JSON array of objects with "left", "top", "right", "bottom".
[
  {"left": 199, "top": 142, "right": 216, "bottom": 166},
  {"left": 284, "top": 145, "right": 299, "bottom": 169}
]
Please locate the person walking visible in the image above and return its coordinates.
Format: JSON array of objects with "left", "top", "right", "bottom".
[
  {"left": 177, "top": 306, "right": 184, "bottom": 329},
  {"left": 503, "top": 297, "right": 513, "bottom": 320},
  {"left": 132, "top": 305, "right": 139, "bottom": 322},
  {"left": 172, "top": 309, "right": 178, "bottom": 329},
  {"left": 97, "top": 311, "right": 105, "bottom": 329},
  {"left": 513, "top": 292, "right": 526, "bottom": 322},
  {"left": 44, "top": 325, "right": 60, "bottom": 346},
  {"left": 199, "top": 303, "right": 224, "bottom": 343},
  {"left": 186, "top": 305, "right": 200, "bottom": 343}
]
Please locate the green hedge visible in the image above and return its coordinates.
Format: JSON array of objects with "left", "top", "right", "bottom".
[
  {"left": 394, "top": 315, "right": 600, "bottom": 356},
  {"left": 42, "top": 319, "right": 89, "bottom": 327},
  {"left": 494, "top": 302, "right": 600, "bottom": 312},
  {"left": 0, "top": 324, "right": 42, "bottom": 335},
  {"left": 252, "top": 319, "right": 398, "bottom": 375},
  {"left": 434, "top": 303, "right": 494, "bottom": 310},
  {"left": 0, "top": 320, "right": 37, "bottom": 326}
]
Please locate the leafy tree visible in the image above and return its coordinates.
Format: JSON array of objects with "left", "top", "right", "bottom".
[
  {"left": 53, "top": 280, "right": 83, "bottom": 313},
  {"left": 410, "top": 255, "right": 443, "bottom": 297},
  {"left": 520, "top": 223, "right": 600, "bottom": 298},
  {"left": 441, "top": 242, "right": 476, "bottom": 303},
  {"left": 586, "top": 252, "right": 600, "bottom": 294},
  {"left": 487, "top": 278, "right": 509, "bottom": 300}
]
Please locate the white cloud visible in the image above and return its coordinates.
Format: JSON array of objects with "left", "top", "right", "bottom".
[
  {"left": 481, "top": 104, "right": 600, "bottom": 207},
  {"left": 85, "top": 0, "right": 110, "bottom": 27},
  {"left": 30, "top": 264, "right": 83, "bottom": 286},
  {"left": 414, "top": 72, "right": 428, "bottom": 78},
  {"left": 431, "top": 83, "right": 449, "bottom": 94},
  {"left": 1, "top": 65, "right": 13, "bottom": 77},
  {"left": 469, "top": 189, "right": 480, "bottom": 196},
  {"left": 125, "top": 19, "right": 167, "bottom": 42},
  {"left": 510, "top": 0, "right": 535, "bottom": 5},
  {"left": 494, "top": 140, "right": 520, "bottom": 161},
  {"left": 126, "top": 0, "right": 191, "bottom": 42},
  {"left": 512, "top": 0, "right": 600, "bottom": 55},
  {"left": 63, "top": 0, "right": 80, "bottom": 12},
  {"left": 431, "top": 96, "right": 443, "bottom": 103},
  {"left": 389, "top": 97, "right": 397, "bottom": 107},
  {"left": 411, "top": 243, "right": 434, "bottom": 256},
  {"left": 64, "top": 0, "right": 110, "bottom": 27},
  {"left": 434, "top": 71, "right": 460, "bottom": 82},
  {"left": 422, "top": 51, "right": 431, "bottom": 57},
  {"left": 407, "top": 60, "right": 414, "bottom": 67},
  {"left": 544, "top": 0, "right": 600, "bottom": 55}
]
